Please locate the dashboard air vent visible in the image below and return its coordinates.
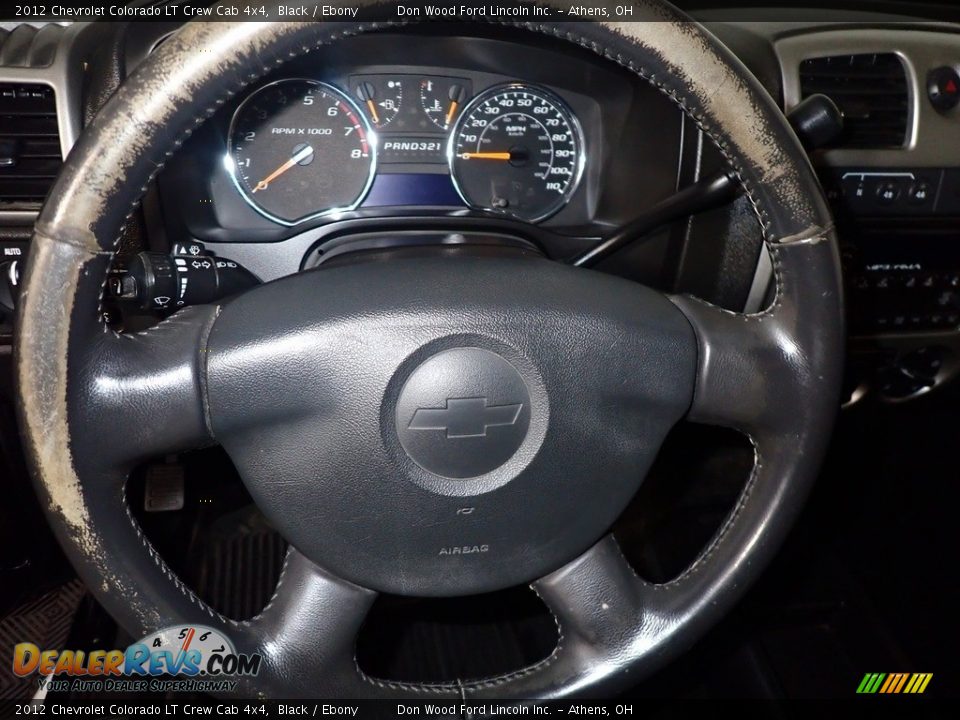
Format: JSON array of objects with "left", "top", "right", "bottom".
[
  {"left": 0, "top": 83, "right": 61, "bottom": 209},
  {"left": 0, "top": 24, "right": 64, "bottom": 68},
  {"left": 799, "top": 53, "right": 909, "bottom": 149}
]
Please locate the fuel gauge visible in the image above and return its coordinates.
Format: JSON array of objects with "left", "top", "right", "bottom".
[
  {"left": 355, "top": 77, "right": 403, "bottom": 129},
  {"left": 420, "top": 77, "right": 469, "bottom": 131}
]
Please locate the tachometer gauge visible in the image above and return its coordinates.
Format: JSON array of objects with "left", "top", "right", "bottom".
[
  {"left": 228, "top": 79, "right": 376, "bottom": 225},
  {"left": 448, "top": 84, "right": 584, "bottom": 222}
]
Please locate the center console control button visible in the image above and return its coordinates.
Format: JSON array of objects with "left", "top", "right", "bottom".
[{"left": 876, "top": 182, "right": 900, "bottom": 205}]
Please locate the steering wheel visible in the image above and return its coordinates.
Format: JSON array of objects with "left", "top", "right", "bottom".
[{"left": 15, "top": 1, "right": 842, "bottom": 699}]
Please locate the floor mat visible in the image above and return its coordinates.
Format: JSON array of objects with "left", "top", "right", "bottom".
[{"left": 0, "top": 579, "right": 84, "bottom": 700}]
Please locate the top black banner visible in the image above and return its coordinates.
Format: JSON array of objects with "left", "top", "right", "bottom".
[{"left": 1, "top": 0, "right": 959, "bottom": 23}]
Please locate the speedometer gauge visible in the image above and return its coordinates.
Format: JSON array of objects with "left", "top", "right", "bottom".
[
  {"left": 448, "top": 84, "right": 584, "bottom": 223},
  {"left": 228, "top": 79, "right": 376, "bottom": 226}
]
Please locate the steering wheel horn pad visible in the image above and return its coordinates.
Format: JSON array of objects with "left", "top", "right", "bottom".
[
  {"left": 205, "top": 257, "right": 696, "bottom": 596},
  {"left": 394, "top": 346, "right": 535, "bottom": 482},
  {"left": 16, "top": 1, "right": 843, "bottom": 699}
]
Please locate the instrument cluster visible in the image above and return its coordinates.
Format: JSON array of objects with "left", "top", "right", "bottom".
[
  {"left": 156, "top": 32, "right": 684, "bottom": 257},
  {"left": 226, "top": 73, "right": 586, "bottom": 226}
]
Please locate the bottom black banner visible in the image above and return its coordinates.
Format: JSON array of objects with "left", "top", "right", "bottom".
[
  {"left": 0, "top": 698, "right": 954, "bottom": 719},
  {"left": 1, "top": 700, "right": 643, "bottom": 719}
]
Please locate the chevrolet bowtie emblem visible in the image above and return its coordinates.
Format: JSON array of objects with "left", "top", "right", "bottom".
[{"left": 408, "top": 397, "right": 523, "bottom": 439}]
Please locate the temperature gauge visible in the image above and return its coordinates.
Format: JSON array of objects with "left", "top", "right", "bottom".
[
  {"left": 355, "top": 77, "right": 403, "bottom": 129},
  {"left": 420, "top": 77, "right": 468, "bottom": 131}
]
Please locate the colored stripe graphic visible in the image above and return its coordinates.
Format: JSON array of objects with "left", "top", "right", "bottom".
[
  {"left": 893, "top": 673, "right": 910, "bottom": 693},
  {"left": 881, "top": 673, "right": 906, "bottom": 693},
  {"left": 857, "top": 672, "right": 932, "bottom": 694},
  {"left": 857, "top": 673, "right": 884, "bottom": 693}
]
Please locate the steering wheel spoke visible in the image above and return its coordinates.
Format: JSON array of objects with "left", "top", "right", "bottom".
[
  {"left": 669, "top": 294, "right": 793, "bottom": 436},
  {"left": 461, "top": 536, "right": 653, "bottom": 699},
  {"left": 670, "top": 240, "right": 842, "bottom": 441},
  {"left": 236, "top": 549, "right": 382, "bottom": 697},
  {"left": 71, "top": 304, "right": 218, "bottom": 475},
  {"left": 534, "top": 536, "right": 646, "bottom": 653},
  {"left": 534, "top": 537, "right": 649, "bottom": 685}
]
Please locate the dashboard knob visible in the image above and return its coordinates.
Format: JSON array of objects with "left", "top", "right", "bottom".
[
  {"left": 927, "top": 66, "right": 960, "bottom": 112},
  {"left": 787, "top": 94, "right": 844, "bottom": 150}
]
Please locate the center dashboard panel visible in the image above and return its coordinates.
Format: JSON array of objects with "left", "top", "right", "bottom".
[
  {"left": 155, "top": 29, "right": 685, "bottom": 276},
  {"left": 771, "top": 26, "right": 960, "bottom": 403}
]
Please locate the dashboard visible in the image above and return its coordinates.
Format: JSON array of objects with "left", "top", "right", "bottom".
[
  {"left": 156, "top": 31, "right": 687, "bottom": 279},
  {"left": 2, "top": 12, "right": 960, "bottom": 409}
]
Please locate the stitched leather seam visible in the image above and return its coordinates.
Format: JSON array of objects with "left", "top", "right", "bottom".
[
  {"left": 98, "top": 23, "right": 397, "bottom": 637},
  {"left": 355, "top": 667, "right": 460, "bottom": 694},
  {"left": 643, "top": 249, "right": 804, "bottom": 588},
  {"left": 123, "top": 498, "right": 303, "bottom": 632},
  {"left": 654, "top": 433, "right": 761, "bottom": 589},
  {"left": 233, "top": 545, "right": 293, "bottom": 628},
  {"left": 197, "top": 305, "right": 221, "bottom": 439},
  {"left": 354, "top": 582, "right": 564, "bottom": 694},
  {"left": 32, "top": 228, "right": 104, "bottom": 258},
  {"left": 608, "top": 534, "right": 647, "bottom": 585},
  {"left": 601, "top": 440, "right": 763, "bottom": 597},
  {"left": 122, "top": 501, "right": 236, "bottom": 626},
  {"left": 649, "top": 246, "right": 797, "bottom": 586},
  {"left": 777, "top": 225, "right": 835, "bottom": 245},
  {"left": 460, "top": 583, "right": 564, "bottom": 693},
  {"left": 673, "top": 239, "right": 793, "bottom": 325}
]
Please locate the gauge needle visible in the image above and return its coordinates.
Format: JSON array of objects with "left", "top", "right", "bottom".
[
  {"left": 445, "top": 100, "right": 458, "bottom": 126},
  {"left": 459, "top": 151, "right": 512, "bottom": 160},
  {"left": 366, "top": 99, "right": 380, "bottom": 124},
  {"left": 252, "top": 145, "right": 314, "bottom": 193}
]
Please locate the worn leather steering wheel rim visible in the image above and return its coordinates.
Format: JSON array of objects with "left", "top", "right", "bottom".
[{"left": 15, "top": 0, "right": 843, "bottom": 699}]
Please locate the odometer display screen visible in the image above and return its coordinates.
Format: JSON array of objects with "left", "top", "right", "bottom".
[
  {"left": 448, "top": 84, "right": 584, "bottom": 222},
  {"left": 228, "top": 79, "right": 376, "bottom": 226}
]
